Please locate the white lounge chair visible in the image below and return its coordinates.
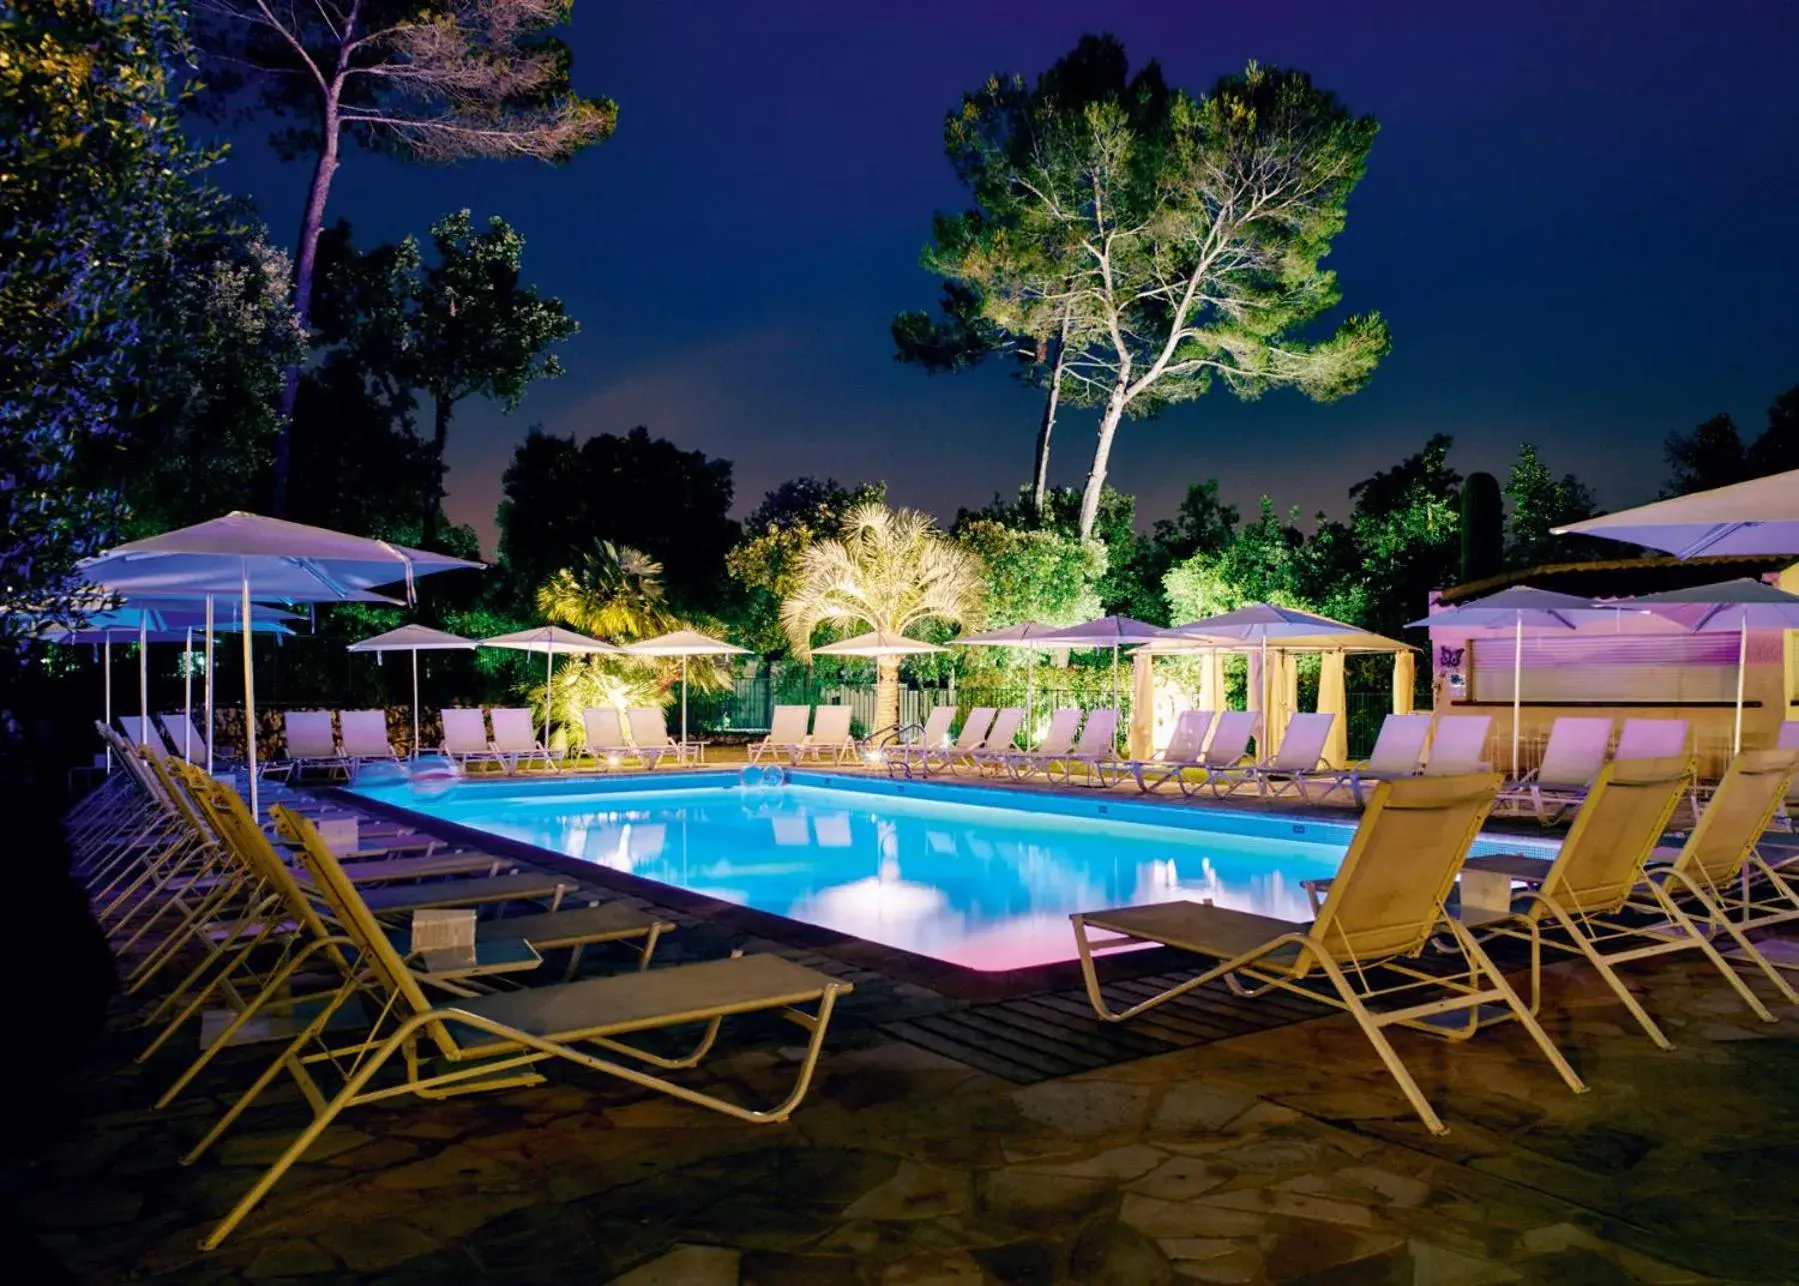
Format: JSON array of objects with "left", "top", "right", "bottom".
[
  {"left": 961, "top": 707, "right": 1026, "bottom": 775},
  {"left": 1614, "top": 718, "right": 1689, "bottom": 761},
  {"left": 1499, "top": 716, "right": 1613, "bottom": 822},
  {"left": 749, "top": 706, "right": 810, "bottom": 764},
  {"left": 581, "top": 707, "right": 657, "bottom": 770},
  {"left": 1119, "top": 710, "right": 1215, "bottom": 794},
  {"left": 118, "top": 715, "right": 174, "bottom": 755},
  {"left": 1005, "top": 708, "right": 1082, "bottom": 779},
  {"left": 156, "top": 712, "right": 215, "bottom": 765},
  {"left": 1061, "top": 708, "right": 1121, "bottom": 786},
  {"left": 1303, "top": 713, "right": 1433, "bottom": 806},
  {"left": 1207, "top": 712, "right": 1334, "bottom": 798},
  {"left": 489, "top": 707, "right": 561, "bottom": 773},
  {"left": 339, "top": 710, "right": 400, "bottom": 765},
  {"left": 280, "top": 711, "right": 349, "bottom": 780},
  {"left": 937, "top": 707, "right": 995, "bottom": 775},
  {"left": 889, "top": 705, "right": 957, "bottom": 776},
  {"left": 1177, "top": 711, "right": 1258, "bottom": 797},
  {"left": 440, "top": 708, "right": 502, "bottom": 771},
  {"left": 1421, "top": 715, "right": 1493, "bottom": 776},
  {"left": 628, "top": 706, "right": 693, "bottom": 766},
  {"left": 799, "top": 705, "right": 857, "bottom": 764}
]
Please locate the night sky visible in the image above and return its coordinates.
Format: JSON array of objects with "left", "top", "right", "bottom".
[{"left": 213, "top": 0, "right": 1799, "bottom": 550}]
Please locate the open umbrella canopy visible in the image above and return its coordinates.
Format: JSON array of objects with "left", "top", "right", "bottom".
[
  {"left": 347, "top": 624, "right": 477, "bottom": 653},
  {"left": 1034, "top": 615, "right": 1163, "bottom": 647},
  {"left": 39, "top": 619, "right": 291, "bottom": 645},
  {"left": 480, "top": 625, "right": 619, "bottom": 655},
  {"left": 1168, "top": 604, "right": 1373, "bottom": 639},
  {"left": 1613, "top": 577, "right": 1799, "bottom": 628},
  {"left": 812, "top": 631, "right": 945, "bottom": 657},
  {"left": 78, "top": 512, "right": 482, "bottom": 603},
  {"left": 1554, "top": 468, "right": 1799, "bottom": 558},
  {"left": 1405, "top": 585, "right": 1611, "bottom": 631},
  {"left": 620, "top": 629, "right": 747, "bottom": 657},
  {"left": 949, "top": 622, "right": 1063, "bottom": 647}
]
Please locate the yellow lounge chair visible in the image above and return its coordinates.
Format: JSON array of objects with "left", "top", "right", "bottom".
[
  {"left": 1070, "top": 773, "right": 1585, "bottom": 1136},
  {"left": 197, "top": 808, "right": 851, "bottom": 1249}
]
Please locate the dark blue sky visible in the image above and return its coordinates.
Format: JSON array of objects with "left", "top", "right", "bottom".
[{"left": 214, "top": 0, "right": 1799, "bottom": 549}]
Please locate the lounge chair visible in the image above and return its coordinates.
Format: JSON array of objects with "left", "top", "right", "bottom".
[
  {"left": 934, "top": 707, "right": 995, "bottom": 775},
  {"left": 1302, "top": 713, "right": 1433, "bottom": 806},
  {"left": 1453, "top": 756, "right": 1774, "bottom": 1048},
  {"left": 1614, "top": 718, "right": 1689, "bottom": 761},
  {"left": 197, "top": 809, "right": 852, "bottom": 1250},
  {"left": 748, "top": 705, "right": 810, "bottom": 764},
  {"left": 118, "top": 715, "right": 174, "bottom": 754},
  {"left": 1420, "top": 715, "right": 1492, "bottom": 776},
  {"left": 489, "top": 707, "right": 561, "bottom": 774},
  {"left": 1061, "top": 708, "right": 1121, "bottom": 786},
  {"left": 157, "top": 711, "right": 217, "bottom": 766},
  {"left": 273, "top": 710, "right": 350, "bottom": 781},
  {"left": 1071, "top": 773, "right": 1585, "bottom": 1136},
  {"left": 1206, "top": 712, "right": 1335, "bottom": 799},
  {"left": 1176, "top": 710, "right": 1258, "bottom": 797},
  {"left": 440, "top": 708, "right": 504, "bottom": 772},
  {"left": 961, "top": 707, "right": 1026, "bottom": 775},
  {"left": 1119, "top": 710, "right": 1214, "bottom": 794},
  {"left": 1004, "top": 707, "right": 1081, "bottom": 779},
  {"left": 1649, "top": 748, "right": 1799, "bottom": 1006},
  {"left": 628, "top": 706, "right": 698, "bottom": 766},
  {"left": 798, "top": 705, "right": 857, "bottom": 764},
  {"left": 582, "top": 707, "right": 659, "bottom": 770},
  {"left": 1497, "top": 716, "right": 1613, "bottom": 822},
  {"left": 887, "top": 705, "right": 957, "bottom": 776},
  {"left": 339, "top": 710, "right": 401, "bottom": 766}
]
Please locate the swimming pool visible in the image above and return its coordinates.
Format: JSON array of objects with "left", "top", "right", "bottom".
[{"left": 349, "top": 771, "right": 1557, "bottom": 972}]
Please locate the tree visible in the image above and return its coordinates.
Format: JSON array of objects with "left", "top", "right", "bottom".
[
  {"left": 781, "top": 503, "right": 987, "bottom": 733},
  {"left": 1349, "top": 434, "right": 1461, "bottom": 636},
  {"left": 497, "top": 426, "right": 739, "bottom": 611},
  {"left": 1, "top": 0, "right": 215, "bottom": 640},
  {"left": 954, "top": 519, "right": 1105, "bottom": 630},
  {"left": 1162, "top": 497, "right": 1365, "bottom": 628},
  {"left": 194, "top": 0, "right": 617, "bottom": 509},
  {"left": 937, "top": 52, "right": 1389, "bottom": 539},
  {"left": 536, "top": 541, "right": 675, "bottom": 642},
  {"left": 1503, "top": 443, "right": 1597, "bottom": 569},
  {"left": 726, "top": 478, "right": 887, "bottom": 655},
  {"left": 1663, "top": 413, "right": 1748, "bottom": 497},
  {"left": 1753, "top": 385, "right": 1799, "bottom": 476}
]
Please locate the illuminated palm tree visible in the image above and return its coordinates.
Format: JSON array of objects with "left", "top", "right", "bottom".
[
  {"left": 535, "top": 541, "right": 674, "bottom": 641},
  {"left": 782, "top": 502, "right": 987, "bottom": 732}
]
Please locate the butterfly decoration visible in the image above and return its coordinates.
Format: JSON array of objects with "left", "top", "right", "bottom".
[{"left": 1437, "top": 645, "right": 1465, "bottom": 669}]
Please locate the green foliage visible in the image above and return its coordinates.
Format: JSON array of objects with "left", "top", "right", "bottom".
[
  {"left": 536, "top": 542, "right": 676, "bottom": 642},
  {"left": 725, "top": 477, "right": 887, "bottom": 655},
  {"left": 1162, "top": 497, "right": 1361, "bottom": 625},
  {"left": 498, "top": 426, "right": 739, "bottom": 612},
  {"left": 0, "top": 0, "right": 216, "bottom": 635},
  {"left": 1503, "top": 443, "right": 1597, "bottom": 568},
  {"left": 1349, "top": 435, "right": 1461, "bottom": 636},
  {"left": 954, "top": 519, "right": 1105, "bottom": 631},
  {"left": 1663, "top": 388, "right": 1799, "bottom": 497},
  {"left": 1459, "top": 472, "right": 1504, "bottom": 584}
]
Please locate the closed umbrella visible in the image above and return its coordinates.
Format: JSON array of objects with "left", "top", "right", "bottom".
[
  {"left": 80, "top": 512, "right": 481, "bottom": 813},
  {"left": 620, "top": 629, "right": 748, "bottom": 748},
  {"left": 1610, "top": 579, "right": 1799, "bottom": 753},
  {"left": 1408, "top": 586, "right": 1626, "bottom": 775},
  {"left": 348, "top": 625, "right": 478, "bottom": 757},
  {"left": 480, "top": 626, "right": 620, "bottom": 746},
  {"left": 1555, "top": 469, "right": 1799, "bottom": 558}
]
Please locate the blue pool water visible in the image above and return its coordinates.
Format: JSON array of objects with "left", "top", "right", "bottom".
[{"left": 349, "top": 771, "right": 1555, "bottom": 972}]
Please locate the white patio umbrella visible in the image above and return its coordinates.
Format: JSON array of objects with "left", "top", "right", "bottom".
[
  {"left": 1407, "top": 586, "right": 1623, "bottom": 775},
  {"left": 620, "top": 629, "right": 748, "bottom": 747},
  {"left": 811, "top": 631, "right": 946, "bottom": 657},
  {"left": 1033, "top": 616, "right": 1162, "bottom": 741},
  {"left": 480, "top": 625, "right": 620, "bottom": 745},
  {"left": 347, "top": 624, "right": 477, "bottom": 757},
  {"left": 1609, "top": 579, "right": 1799, "bottom": 753},
  {"left": 948, "top": 622, "right": 1061, "bottom": 729},
  {"left": 80, "top": 512, "right": 482, "bottom": 813},
  {"left": 1555, "top": 468, "right": 1799, "bottom": 558}
]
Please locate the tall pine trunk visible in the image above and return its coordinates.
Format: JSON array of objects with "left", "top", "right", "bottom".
[
  {"left": 423, "top": 394, "right": 452, "bottom": 549},
  {"left": 269, "top": 106, "right": 342, "bottom": 516},
  {"left": 1030, "top": 333, "right": 1067, "bottom": 516},
  {"left": 1078, "top": 388, "right": 1128, "bottom": 541}
]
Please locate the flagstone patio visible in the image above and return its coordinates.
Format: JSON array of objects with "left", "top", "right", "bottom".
[{"left": 16, "top": 945, "right": 1796, "bottom": 1284}]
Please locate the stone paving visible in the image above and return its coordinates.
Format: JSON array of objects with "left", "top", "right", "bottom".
[{"left": 16, "top": 946, "right": 1799, "bottom": 1283}]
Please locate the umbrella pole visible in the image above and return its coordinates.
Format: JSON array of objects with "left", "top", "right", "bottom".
[
  {"left": 137, "top": 617, "right": 148, "bottom": 745},
  {"left": 1734, "top": 613, "right": 1747, "bottom": 755},
  {"left": 412, "top": 648, "right": 421, "bottom": 759},
  {"left": 183, "top": 627, "right": 193, "bottom": 761},
  {"left": 1111, "top": 644, "right": 1121, "bottom": 752},
  {"left": 204, "top": 595, "right": 214, "bottom": 775},
  {"left": 243, "top": 571, "right": 258, "bottom": 818},
  {"left": 1512, "top": 616, "right": 1522, "bottom": 778},
  {"left": 681, "top": 653, "right": 689, "bottom": 750},
  {"left": 103, "top": 636, "right": 113, "bottom": 773},
  {"left": 544, "top": 646, "right": 553, "bottom": 747}
]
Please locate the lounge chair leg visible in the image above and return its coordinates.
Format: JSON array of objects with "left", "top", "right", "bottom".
[
  {"left": 1652, "top": 876, "right": 1789, "bottom": 1013},
  {"left": 1444, "top": 920, "right": 1587, "bottom": 1094},
  {"left": 1537, "top": 901, "right": 1674, "bottom": 1050},
  {"left": 1306, "top": 950, "right": 1450, "bottom": 1135}
]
